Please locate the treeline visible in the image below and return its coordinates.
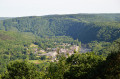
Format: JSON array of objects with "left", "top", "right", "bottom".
[
  {"left": 0, "top": 30, "right": 80, "bottom": 74},
  {"left": 0, "top": 31, "right": 35, "bottom": 74},
  {"left": 0, "top": 14, "right": 120, "bottom": 43},
  {"left": 1, "top": 44, "right": 120, "bottom": 79},
  {"left": 34, "top": 36, "right": 80, "bottom": 50},
  {"left": 87, "top": 38, "right": 120, "bottom": 56},
  {"left": 45, "top": 47, "right": 120, "bottom": 79},
  {"left": 0, "top": 14, "right": 120, "bottom": 78}
]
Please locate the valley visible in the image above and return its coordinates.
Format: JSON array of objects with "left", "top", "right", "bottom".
[{"left": 0, "top": 14, "right": 120, "bottom": 79}]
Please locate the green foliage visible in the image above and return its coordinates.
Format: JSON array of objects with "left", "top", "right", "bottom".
[
  {"left": 46, "top": 55, "right": 67, "bottom": 79},
  {"left": 90, "top": 47, "right": 120, "bottom": 79},
  {"left": 34, "top": 36, "right": 80, "bottom": 50},
  {"left": 45, "top": 46, "right": 120, "bottom": 79},
  {"left": 0, "top": 30, "right": 79, "bottom": 74},
  {"left": 88, "top": 38, "right": 120, "bottom": 56},
  {"left": 0, "top": 14, "right": 120, "bottom": 79},
  {"left": 88, "top": 41, "right": 112, "bottom": 56},
  {"left": 45, "top": 52, "right": 104, "bottom": 79},
  {"left": 2, "top": 60, "right": 40, "bottom": 79},
  {"left": 104, "top": 51, "right": 120, "bottom": 78},
  {"left": 0, "top": 74, "right": 1, "bottom": 79},
  {"left": 1, "top": 47, "right": 120, "bottom": 79},
  {"left": 0, "top": 14, "right": 120, "bottom": 43},
  {"left": 64, "top": 53, "right": 104, "bottom": 79},
  {"left": 0, "top": 31, "right": 35, "bottom": 74}
]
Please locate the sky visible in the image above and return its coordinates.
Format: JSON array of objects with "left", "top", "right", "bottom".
[{"left": 0, "top": 0, "right": 120, "bottom": 17}]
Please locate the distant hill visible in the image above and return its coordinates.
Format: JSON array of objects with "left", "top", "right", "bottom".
[
  {"left": 0, "top": 17, "right": 12, "bottom": 20},
  {"left": 0, "top": 14, "right": 120, "bottom": 77},
  {"left": 0, "top": 14, "right": 120, "bottom": 43}
]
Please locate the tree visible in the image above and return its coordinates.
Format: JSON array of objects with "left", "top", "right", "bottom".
[
  {"left": 64, "top": 53, "right": 104, "bottom": 79},
  {"left": 46, "top": 54, "right": 67, "bottom": 79},
  {"left": 91, "top": 41, "right": 120, "bottom": 79},
  {"left": 0, "top": 74, "right": 1, "bottom": 79},
  {"left": 95, "top": 50, "right": 120, "bottom": 79},
  {"left": 2, "top": 60, "right": 40, "bottom": 79}
]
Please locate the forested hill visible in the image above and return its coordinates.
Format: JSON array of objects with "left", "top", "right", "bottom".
[{"left": 0, "top": 14, "right": 120, "bottom": 43}]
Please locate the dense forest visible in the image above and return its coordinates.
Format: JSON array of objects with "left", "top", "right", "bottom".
[
  {"left": 0, "top": 30, "right": 80, "bottom": 74},
  {"left": 0, "top": 14, "right": 120, "bottom": 79},
  {"left": 1, "top": 47, "right": 120, "bottom": 79},
  {"left": 0, "top": 14, "right": 120, "bottom": 43}
]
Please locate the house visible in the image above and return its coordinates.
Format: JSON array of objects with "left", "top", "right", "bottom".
[
  {"left": 40, "top": 50, "right": 45, "bottom": 53},
  {"left": 70, "top": 45, "right": 79, "bottom": 52},
  {"left": 59, "top": 48, "right": 67, "bottom": 53}
]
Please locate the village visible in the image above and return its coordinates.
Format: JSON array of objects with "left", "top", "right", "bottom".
[{"left": 30, "top": 43, "right": 80, "bottom": 61}]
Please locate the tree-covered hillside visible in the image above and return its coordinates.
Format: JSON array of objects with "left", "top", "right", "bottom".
[
  {"left": 0, "top": 14, "right": 120, "bottom": 79},
  {"left": 0, "top": 14, "right": 120, "bottom": 43},
  {"left": 0, "top": 30, "right": 80, "bottom": 74}
]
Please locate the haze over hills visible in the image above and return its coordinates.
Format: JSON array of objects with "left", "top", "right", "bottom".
[
  {"left": 0, "top": 0, "right": 120, "bottom": 78},
  {"left": 0, "top": 13, "right": 120, "bottom": 43},
  {"left": 1, "top": 13, "right": 120, "bottom": 79},
  {"left": 0, "top": 17, "right": 12, "bottom": 20}
]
